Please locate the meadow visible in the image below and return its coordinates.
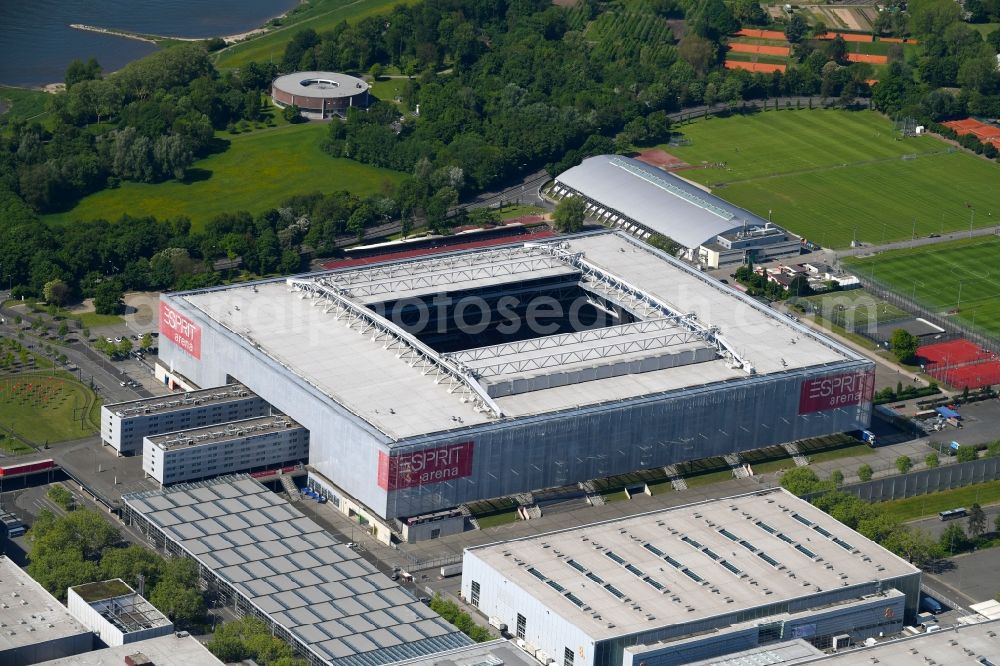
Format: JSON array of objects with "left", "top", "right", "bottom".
[
  {"left": 663, "top": 109, "right": 1000, "bottom": 248},
  {"left": 0, "top": 372, "right": 98, "bottom": 445},
  {"left": 214, "top": 0, "right": 409, "bottom": 70},
  {"left": 45, "top": 122, "right": 404, "bottom": 229},
  {"left": 843, "top": 236, "right": 1000, "bottom": 338},
  {"left": 0, "top": 86, "right": 49, "bottom": 121}
]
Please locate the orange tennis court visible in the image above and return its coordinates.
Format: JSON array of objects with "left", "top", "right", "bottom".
[
  {"left": 724, "top": 61, "right": 786, "bottom": 73},
  {"left": 847, "top": 53, "right": 888, "bottom": 64},
  {"left": 817, "top": 32, "right": 873, "bottom": 42},
  {"left": 729, "top": 43, "right": 790, "bottom": 56},
  {"left": 734, "top": 29, "right": 788, "bottom": 40}
]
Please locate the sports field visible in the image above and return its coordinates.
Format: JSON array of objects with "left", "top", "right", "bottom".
[
  {"left": 793, "top": 289, "right": 910, "bottom": 333},
  {"left": 45, "top": 123, "right": 404, "bottom": 230},
  {"left": 0, "top": 372, "right": 98, "bottom": 445},
  {"left": 663, "top": 110, "right": 1000, "bottom": 248},
  {"left": 843, "top": 236, "right": 1000, "bottom": 338},
  {"left": 214, "top": 0, "right": 408, "bottom": 70}
]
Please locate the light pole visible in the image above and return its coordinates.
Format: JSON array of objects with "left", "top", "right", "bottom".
[
  {"left": 957, "top": 279, "right": 964, "bottom": 313},
  {"left": 970, "top": 208, "right": 975, "bottom": 238}
]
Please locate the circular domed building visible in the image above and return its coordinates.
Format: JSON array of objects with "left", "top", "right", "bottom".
[{"left": 271, "top": 71, "right": 370, "bottom": 120}]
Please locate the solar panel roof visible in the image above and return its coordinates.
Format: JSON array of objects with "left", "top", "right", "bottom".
[{"left": 124, "top": 476, "right": 471, "bottom": 666}]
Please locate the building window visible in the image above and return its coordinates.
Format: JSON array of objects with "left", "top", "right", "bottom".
[
  {"left": 431, "top": 528, "right": 441, "bottom": 540},
  {"left": 471, "top": 581, "right": 480, "bottom": 607},
  {"left": 516, "top": 614, "right": 526, "bottom": 640},
  {"left": 564, "top": 648, "right": 574, "bottom": 666}
]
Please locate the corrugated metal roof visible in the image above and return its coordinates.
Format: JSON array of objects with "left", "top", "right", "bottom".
[{"left": 555, "top": 155, "right": 768, "bottom": 249}]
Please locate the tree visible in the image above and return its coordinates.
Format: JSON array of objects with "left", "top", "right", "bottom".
[
  {"left": 940, "top": 522, "right": 970, "bottom": 554},
  {"left": 956, "top": 445, "right": 978, "bottom": 463},
  {"left": 94, "top": 280, "right": 125, "bottom": 315},
  {"left": 100, "top": 545, "right": 165, "bottom": 590},
  {"left": 779, "top": 467, "right": 824, "bottom": 494},
  {"left": 788, "top": 274, "right": 814, "bottom": 297},
  {"left": 43, "top": 279, "right": 69, "bottom": 306},
  {"left": 46, "top": 485, "right": 75, "bottom": 510},
  {"left": 830, "top": 470, "right": 844, "bottom": 487},
  {"left": 968, "top": 503, "right": 987, "bottom": 539},
  {"left": 140, "top": 333, "right": 154, "bottom": 351},
  {"left": 858, "top": 463, "right": 873, "bottom": 481},
  {"left": 65, "top": 57, "right": 102, "bottom": 88},
  {"left": 785, "top": 15, "right": 809, "bottom": 43},
  {"left": 553, "top": 196, "right": 587, "bottom": 233},
  {"left": 890, "top": 329, "right": 919, "bottom": 364},
  {"left": 149, "top": 578, "right": 205, "bottom": 627},
  {"left": 925, "top": 452, "right": 939, "bottom": 468},
  {"left": 882, "top": 528, "right": 942, "bottom": 567},
  {"left": 895, "top": 455, "right": 913, "bottom": 473},
  {"left": 282, "top": 104, "right": 302, "bottom": 123},
  {"left": 987, "top": 441, "right": 1000, "bottom": 458}
]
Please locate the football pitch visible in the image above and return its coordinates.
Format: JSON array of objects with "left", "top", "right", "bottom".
[
  {"left": 662, "top": 110, "right": 1000, "bottom": 249},
  {"left": 842, "top": 236, "right": 1000, "bottom": 338}
]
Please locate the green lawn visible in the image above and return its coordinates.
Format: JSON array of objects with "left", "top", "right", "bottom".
[
  {"left": 0, "top": 372, "right": 98, "bottom": 444},
  {"left": 0, "top": 86, "right": 49, "bottom": 122},
  {"left": 214, "top": 0, "right": 411, "bottom": 70},
  {"left": 77, "top": 312, "right": 125, "bottom": 328},
  {"left": 0, "top": 437, "right": 33, "bottom": 455},
  {"left": 476, "top": 510, "right": 519, "bottom": 529},
  {"left": 970, "top": 22, "right": 1000, "bottom": 37},
  {"left": 45, "top": 123, "right": 404, "bottom": 229},
  {"left": 662, "top": 109, "right": 1000, "bottom": 248},
  {"left": 371, "top": 77, "right": 408, "bottom": 105},
  {"left": 879, "top": 480, "right": 1000, "bottom": 522},
  {"left": 843, "top": 236, "right": 1000, "bottom": 338}
]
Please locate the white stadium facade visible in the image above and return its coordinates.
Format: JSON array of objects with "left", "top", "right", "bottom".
[
  {"left": 156, "top": 230, "right": 874, "bottom": 543},
  {"left": 553, "top": 155, "right": 802, "bottom": 268}
]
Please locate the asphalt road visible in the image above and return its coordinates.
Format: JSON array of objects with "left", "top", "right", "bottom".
[{"left": 835, "top": 225, "right": 1000, "bottom": 258}]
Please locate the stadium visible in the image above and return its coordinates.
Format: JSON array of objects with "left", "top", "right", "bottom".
[
  {"left": 271, "top": 71, "right": 370, "bottom": 119},
  {"left": 157, "top": 230, "right": 874, "bottom": 542}
]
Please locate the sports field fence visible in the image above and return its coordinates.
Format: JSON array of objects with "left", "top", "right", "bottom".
[{"left": 849, "top": 273, "right": 1000, "bottom": 356}]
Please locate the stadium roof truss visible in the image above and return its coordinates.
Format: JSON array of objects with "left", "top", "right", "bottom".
[{"left": 285, "top": 241, "right": 757, "bottom": 423}]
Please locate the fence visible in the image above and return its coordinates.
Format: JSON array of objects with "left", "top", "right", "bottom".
[
  {"left": 804, "top": 456, "right": 1000, "bottom": 504},
  {"left": 853, "top": 274, "right": 1000, "bottom": 356}
]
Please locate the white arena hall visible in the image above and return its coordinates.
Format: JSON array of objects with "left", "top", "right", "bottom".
[{"left": 156, "top": 230, "right": 875, "bottom": 543}]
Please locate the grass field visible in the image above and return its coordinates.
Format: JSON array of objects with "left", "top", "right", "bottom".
[
  {"left": 662, "top": 109, "right": 1000, "bottom": 248},
  {"left": 0, "top": 86, "right": 49, "bottom": 122},
  {"left": 843, "top": 237, "right": 1000, "bottom": 338},
  {"left": 45, "top": 123, "right": 404, "bottom": 229},
  {"left": 879, "top": 480, "right": 1000, "bottom": 522},
  {"left": 370, "top": 77, "right": 408, "bottom": 105},
  {"left": 214, "top": 0, "right": 408, "bottom": 70},
  {"left": 0, "top": 372, "right": 98, "bottom": 444}
]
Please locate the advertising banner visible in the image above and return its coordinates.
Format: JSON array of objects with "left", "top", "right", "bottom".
[
  {"left": 159, "top": 301, "right": 201, "bottom": 359},
  {"left": 378, "top": 441, "right": 474, "bottom": 491},
  {"left": 798, "top": 368, "right": 874, "bottom": 414}
]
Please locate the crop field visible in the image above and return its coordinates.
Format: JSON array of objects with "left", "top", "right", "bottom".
[
  {"left": 662, "top": 109, "right": 1000, "bottom": 248},
  {"left": 45, "top": 123, "right": 404, "bottom": 229},
  {"left": 0, "top": 372, "right": 98, "bottom": 445},
  {"left": 843, "top": 236, "right": 1000, "bottom": 338},
  {"left": 214, "top": 0, "right": 410, "bottom": 70}
]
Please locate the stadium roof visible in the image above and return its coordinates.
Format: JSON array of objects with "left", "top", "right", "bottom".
[
  {"left": 175, "top": 231, "right": 858, "bottom": 441},
  {"left": 122, "top": 477, "right": 471, "bottom": 666},
  {"left": 555, "top": 154, "right": 770, "bottom": 249},
  {"left": 464, "top": 488, "right": 920, "bottom": 641}
]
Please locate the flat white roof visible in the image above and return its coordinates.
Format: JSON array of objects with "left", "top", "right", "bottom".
[
  {"left": 273, "top": 71, "right": 369, "bottom": 98},
  {"left": 36, "top": 633, "right": 224, "bottom": 666},
  {"left": 465, "top": 489, "right": 920, "bottom": 641},
  {"left": 0, "top": 556, "right": 90, "bottom": 652},
  {"left": 177, "top": 232, "right": 857, "bottom": 441},
  {"left": 146, "top": 415, "right": 301, "bottom": 450},
  {"left": 105, "top": 383, "right": 257, "bottom": 419}
]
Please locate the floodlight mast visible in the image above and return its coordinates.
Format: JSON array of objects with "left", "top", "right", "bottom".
[
  {"left": 285, "top": 277, "right": 505, "bottom": 418},
  {"left": 525, "top": 242, "right": 755, "bottom": 374}
]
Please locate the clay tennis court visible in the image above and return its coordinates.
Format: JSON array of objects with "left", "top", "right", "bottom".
[
  {"left": 847, "top": 53, "right": 888, "bottom": 64},
  {"left": 919, "top": 339, "right": 1000, "bottom": 389},
  {"left": 919, "top": 339, "right": 992, "bottom": 366},
  {"left": 880, "top": 37, "right": 918, "bottom": 44},
  {"left": 724, "top": 61, "right": 786, "bottom": 73},
  {"left": 634, "top": 149, "right": 690, "bottom": 170},
  {"left": 943, "top": 118, "right": 1000, "bottom": 149},
  {"left": 817, "top": 31, "right": 873, "bottom": 42},
  {"left": 729, "top": 43, "right": 790, "bottom": 56},
  {"left": 734, "top": 29, "right": 788, "bottom": 40}
]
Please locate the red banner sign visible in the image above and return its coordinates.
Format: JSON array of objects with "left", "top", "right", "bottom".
[
  {"left": 378, "top": 442, "right": 474, "bottom": 491},
  {"left": 798, "top": 369, "right": 874, "bottom": 414},
  {"left": 159, "top": 301, "right": 201, "bottom": 359}
]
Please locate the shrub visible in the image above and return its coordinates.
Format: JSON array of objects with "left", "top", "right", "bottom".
[{"left": 857, "top": 464, "right": 873, "bottom": 482}]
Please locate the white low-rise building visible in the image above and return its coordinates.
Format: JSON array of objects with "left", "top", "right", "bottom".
[
  {"left": 67, "top": 579, "right": 172, "bottom": 647},
  {"left": 101, "top": 383, "right": 270, "bottom": 455},
  {"left": 142, "top": 415, "right": 308, "bottom": 485}
]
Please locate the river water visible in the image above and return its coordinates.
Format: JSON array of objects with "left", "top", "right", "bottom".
[{"left": 0, "top": 0, "right": 297, "bottom": 88}]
